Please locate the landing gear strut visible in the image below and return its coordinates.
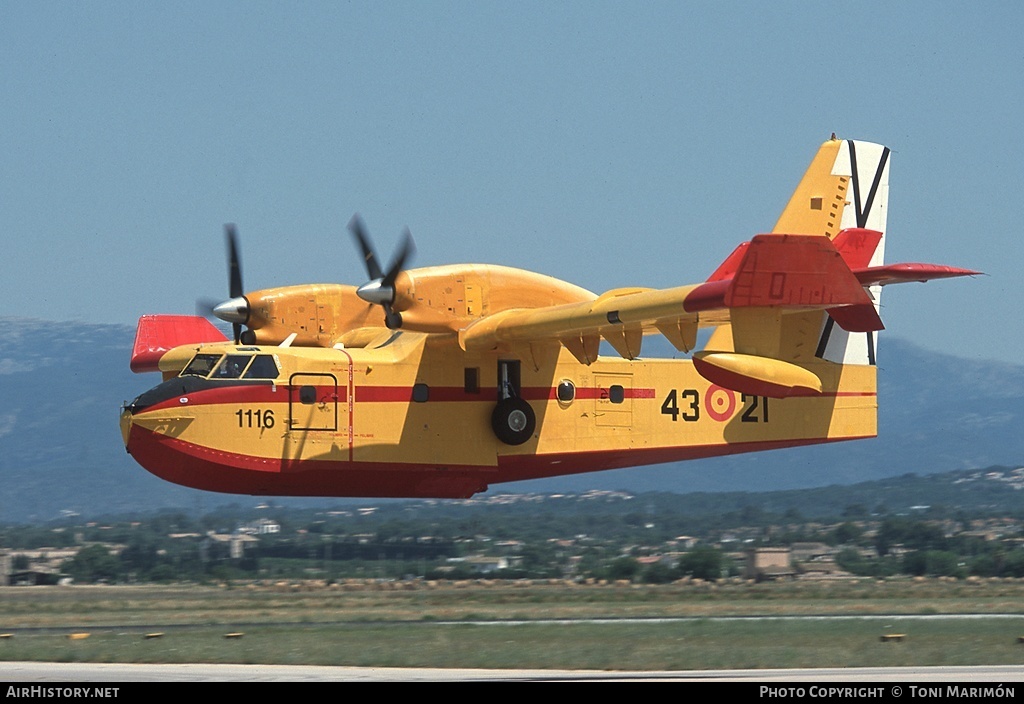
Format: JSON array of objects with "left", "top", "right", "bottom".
[{"left": 492, "top": 360, "right": 535, "bottom": 445}]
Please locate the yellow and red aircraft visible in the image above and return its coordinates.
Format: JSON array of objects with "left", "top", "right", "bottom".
[{"left": 120, "top": 137, "right": 977, "bottom": 499}]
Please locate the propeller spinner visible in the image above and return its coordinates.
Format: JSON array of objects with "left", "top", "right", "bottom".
[{"left": 348, "top": 214, "right": 415, "bottom": 330}]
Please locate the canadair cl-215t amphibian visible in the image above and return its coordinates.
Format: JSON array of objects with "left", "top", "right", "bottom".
[{"left": 121, "top": 137, "right": 978, "bottom": 499}]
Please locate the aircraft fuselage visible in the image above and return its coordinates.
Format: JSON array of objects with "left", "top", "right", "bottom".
[{"left": 121, "top": 332, "right": 876, "bottom": 498}]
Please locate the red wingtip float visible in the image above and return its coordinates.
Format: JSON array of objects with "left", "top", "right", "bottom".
[{"left": 121, "top": 137, "right": 979, "bottom": 499}]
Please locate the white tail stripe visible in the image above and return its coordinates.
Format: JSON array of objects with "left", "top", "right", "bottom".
[{"left": 818, "top": 140, "right": 890, "bottom": 366}]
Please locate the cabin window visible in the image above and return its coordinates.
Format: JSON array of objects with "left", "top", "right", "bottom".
[
  {"left": 557, "top": 380, "right": 575, "bottom": 403},
  {"left": 464, "top": 368, "right": 480, "bottom": 394},
  {"left": 609, "top": 385, "right": 625, "bottom": 404},
  {"left": 243, "top": 355, "right": 279, "bottom": 379},
  {"left": 181, "top": 354, "right": 222, "bottom": 378},
  {"left": 299, "top": 386, "right": 317, "bottom": 404},
  {"left": 412, "top": 383, "right": 430, "bottom": 403}
]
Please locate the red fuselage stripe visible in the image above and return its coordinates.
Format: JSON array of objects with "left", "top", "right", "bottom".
[
  {"left": 127, "top": 423, "right": 871, "bottom": 498},
  {"left": 140, "top": 384, "right": 660, "bottom": 410}
]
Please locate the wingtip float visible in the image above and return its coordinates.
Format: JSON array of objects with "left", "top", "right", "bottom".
[{"left": 121, "top": 137, "right": 978, "bottom": 499}]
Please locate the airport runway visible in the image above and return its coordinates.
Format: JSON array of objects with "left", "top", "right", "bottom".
[{"left": 2, "top": 662, "right": 1024, "bottom": 682}]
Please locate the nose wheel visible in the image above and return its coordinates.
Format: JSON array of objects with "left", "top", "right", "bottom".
[{"left": 491, "top": 397, "right": 536, "bottom": 446}]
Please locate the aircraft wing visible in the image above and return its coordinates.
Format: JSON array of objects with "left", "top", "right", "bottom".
[
  {"left": 458, "top": 231, "right": 978, "bottom": 364},
  {"left": 459, "top": 281, "right": 708, "bottom": 363}
]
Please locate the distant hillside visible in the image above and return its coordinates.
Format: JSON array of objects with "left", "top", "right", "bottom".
[
  {"left": 638, "top": 465, "right": 1024, "bottom": 523},
  {"left": 87, "top": 468, "right": 1024, "bottom": 535},
  {"left": 390, "top": 466, "right": 1024, "bottom": 521},
  {"left": 0, "top": 317, "right": 205, "bottom": 521},
  {"left": 0, "top": 316, "right": 1021, "bottom": 522}
]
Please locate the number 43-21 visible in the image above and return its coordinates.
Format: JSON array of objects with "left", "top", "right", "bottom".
[{"left": 660, "top": 389, "right": 769, "bottom": 423}]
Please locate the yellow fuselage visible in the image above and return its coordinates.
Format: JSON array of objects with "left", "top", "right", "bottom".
[{"left": 121, "top": 331, "right": 876, "bottom": 498}]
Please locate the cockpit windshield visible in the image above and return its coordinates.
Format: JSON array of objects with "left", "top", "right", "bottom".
[
  {"left": 213, "top": 354, "right": 252, "bottom": 379},
  {"left": 180, "top": 353, "right": 280, "bottom": 380},
  {"left": 181, "top": 354, "right": 222, "bottom": 377}
]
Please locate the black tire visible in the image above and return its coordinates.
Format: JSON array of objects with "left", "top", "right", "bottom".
[{"left": 491, "top": 398, "right": 536, "bottom": 446}]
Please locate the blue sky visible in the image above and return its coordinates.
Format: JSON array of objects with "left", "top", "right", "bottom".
[{"left": 1, "top": 2, "right": 1019, "bottom": 363}]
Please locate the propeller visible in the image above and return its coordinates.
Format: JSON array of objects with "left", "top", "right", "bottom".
[
  {"left": 197, "top": 224, "right": 249, "bottom": 344},
  {"left": 348, "top": 214, "right": 416, "bottom": 329}
]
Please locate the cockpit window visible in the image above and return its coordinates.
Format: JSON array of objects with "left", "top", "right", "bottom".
[
  {"left": 243, "top": 355, "right": 279, "bottom": 379},
  {"left": 213, "top": 354, "right": 252, "bottom": 379},
  {"left": 180, "top": 352, "right": 278, "bottom": 380},
  {"left": 181, "top": 354, "right": 223, "bottom": 378}
]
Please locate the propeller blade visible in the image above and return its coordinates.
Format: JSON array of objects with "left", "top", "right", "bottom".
[
  {"left": 226, "top": 224, "right": 243, "bottom": 299},
  {"left": 196, "top": 224, "right": 248, "bottom": 344},
  {"left": 381, "top": 227, "right": 416, "bottom": 288},
  {"left": 225, "top": 224, "right": 245, "bottom": 343},
  {"left": 348, "top": 214, "right": 416, "bottom": 330},
  {"left": 382, "top": 304, "right": 403, "bottom": 330},
  {"left": 348, "top": 214, "right": 384, "bottom": 281}
]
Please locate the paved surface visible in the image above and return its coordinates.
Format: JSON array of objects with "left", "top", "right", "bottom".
[{"left": 2, "top": 662, "right": 1024, "bottom": 682}]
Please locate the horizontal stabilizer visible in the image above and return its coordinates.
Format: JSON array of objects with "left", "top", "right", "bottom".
[
  {"left": 706, "top": 242, "right": 750, "bottom": 282},
  {"left": 692, "top": 351, "right": 823, "bottom": 398},
  {"left": 131, "top": 315, "right": 227, "bottom": 373},
  {"left": 853, "top": 263, "right": 982, "bottom": 287},
  {"left": 687, "top": 234, "right": 872, "bottom": 312}
]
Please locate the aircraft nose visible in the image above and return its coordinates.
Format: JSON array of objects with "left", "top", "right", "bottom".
[
  {"left": 119, "top": 406, "right": 133, "bottom": 451},
  {"left": 212, "top": 296, "right": 249, "bottom": 325}
]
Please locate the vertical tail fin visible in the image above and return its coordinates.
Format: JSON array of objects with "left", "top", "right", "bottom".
[
  {"left": 706, "top": 137, "right": 890, "bottom": 367},
  {"left": 815, "top": 140, "right": 890, "bottom": 365}
]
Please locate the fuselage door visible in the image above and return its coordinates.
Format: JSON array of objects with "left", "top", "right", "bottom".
[{"left": 289, "top": 373, "right": 339, "bottom": 432}]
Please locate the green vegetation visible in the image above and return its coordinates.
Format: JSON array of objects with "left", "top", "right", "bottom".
[
  {"left": 5, "top": 619, "right": 1024, "bottom": 670},
  {"left": 6, "top": 469, "right": 1024, "bottom": 669},
  {"left": 4, "top": 471, "right": 1024, "bottom": 585},
  {"left": 1, "top": 582, "right": 1024, "bottom": 670}
]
